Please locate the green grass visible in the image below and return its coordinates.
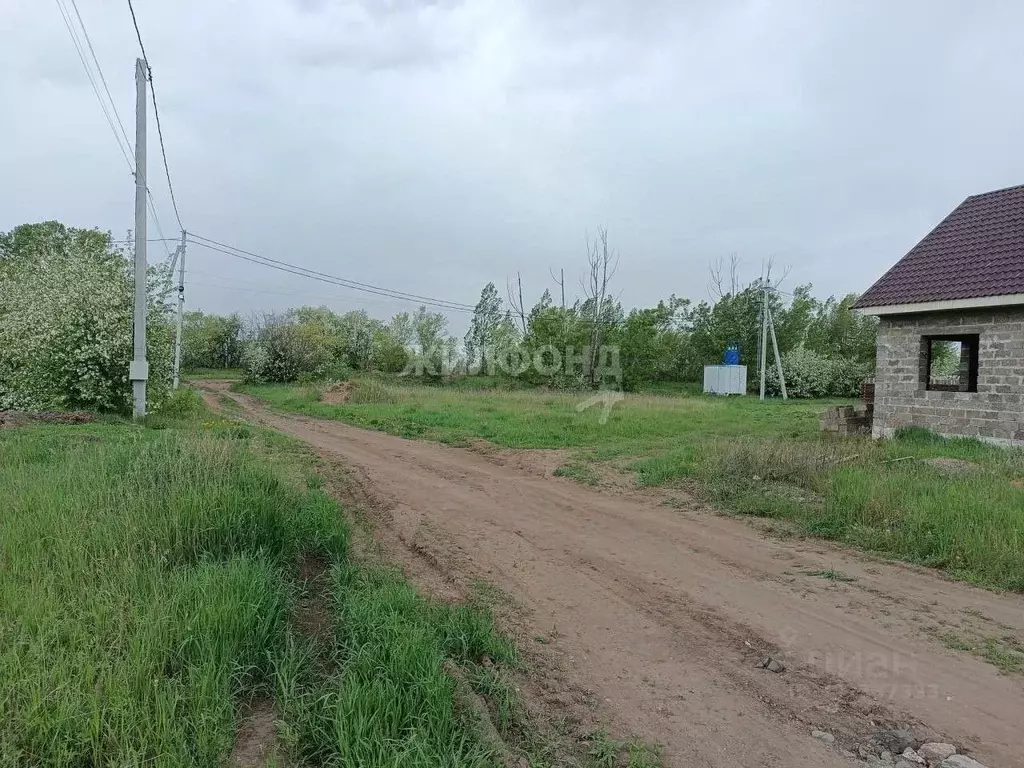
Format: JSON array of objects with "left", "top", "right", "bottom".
[
  {"left": 936, "top": 631, "right": 1024, "bottom": 675},
  {"left": 803, "top": 568, "right": 857, "bottom": 583},
  {"left": 0, "top": 402, "right": 532, "bottom": 766},
  {"left": 0, "top": 421, "right": 343, "bottom": 765},
  {"left": 182, "top": 367, "right": 245, "bottom": 381},
  {"left": 553, "top": 461, "right": 601, "bottom": 485},
  {"left": 240, "top": 378, "right": 836, "bottom": 450},
  {"left": 698, "top": 429, "right": 1024, "bottom": 590},
  {"left": 277, "top": 565, "right": 516, "bottom": 767},
  {"left": 242, "top": 378, "right": 1024, "bottom": 592}
]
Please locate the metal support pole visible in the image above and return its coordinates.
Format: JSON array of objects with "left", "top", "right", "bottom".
[
  {"left": 130, "top": 58, "right": 149, "bottom": 417},
  {"left": 172, "top": 230, "right": 186, "bottom": 389},
  {"left": 759, "top": 280, "right": 769, "bottom": 400},
  {"left": 767, "top": 304, "right": 788, "bottom": 400}
]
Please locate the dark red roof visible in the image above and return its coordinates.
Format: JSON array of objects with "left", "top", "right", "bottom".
[{"left": 855, "top": 184, "right": 1024, "bottom": 308}]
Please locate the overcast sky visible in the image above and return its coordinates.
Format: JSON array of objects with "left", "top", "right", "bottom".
[{"left": 3, "top": 0, "right": 1023, "bottom": 333}]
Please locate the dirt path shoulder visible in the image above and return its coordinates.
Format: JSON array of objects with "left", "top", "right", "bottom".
[{"left": 199, "top": 382, "right": 1024, "bottom": 768}]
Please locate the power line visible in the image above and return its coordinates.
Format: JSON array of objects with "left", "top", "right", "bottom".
[
  {"left": 147, "top": 198, "right": 173, "bottom": 260},
  {"left": 188, "top": 234, "right": 476, "bottom": 310},
  {"left": 190, "top": 273, "right": 451, "bottom": 312},
  {"left": 110, "top": 237, "right": 180, "bottom": 244},
  {"left": 126, "top": 0, "right": 149, "bottom": 62},
  {"left": 127, "top": 0, "right": 184, "bottom": 231},
  {"left": 54, "top": 0, "right": 174, "bottom": 259},
  {"left": 54, "top": 0, "right": 134, "bottom": 173},
  {"left": 187, "top": 236, "right": 475, "bottom": 313},
  {"left": 68, "top": 0, "right": 133, "bottom": 150}
]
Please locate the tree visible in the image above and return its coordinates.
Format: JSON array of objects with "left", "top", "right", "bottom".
[
  {"left": 582, "top": 228, "right": 618, "bottom": 387},
  {"left": 0, "top": 222, "right": 173, "bottom": 412},
  {"left": 335, "top": 310, "right": 382, "bottom": 370},
  {"left": 464, "top": 282, "right": 504, "bottom": 372},
  {"left": 614, "top": 297, "right": 691, "bottom": 391},
  {"left": 372, "top": 322, "right": 410, "bottom": 374},
  {"left": 243, "top": 312, "right": 327, "bottom": 383},
  {"left": 412, "top": 306, "right": 447, "bottom": 356},
  {"left": 507, "top": 272, "right": 528, "bottom": 335},
  {"left": 181, "top": 311, "right": 243, "bottom": 370},
  {"left": 409, "top": 306, "right": 452, "bottom": 378},
  {"left": 388, "top": 312, "right": 415, "bottom": 349},
  {"left": 803, "top": 293, "right": 878, "bottom": 364}
]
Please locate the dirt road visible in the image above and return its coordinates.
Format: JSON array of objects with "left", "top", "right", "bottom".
[{"left": 202, "top": 383, "right": 1023, "bottom": 768}]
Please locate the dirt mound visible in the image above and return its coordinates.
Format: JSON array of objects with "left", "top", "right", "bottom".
[
  {"left": 0, "top": 410, "right": 93, "bottom": 428},
  {"left": 320, "top": 382, "right": 352, "bottom": 405}
]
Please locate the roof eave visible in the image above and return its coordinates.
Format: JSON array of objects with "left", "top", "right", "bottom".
[{"left": 857, "top": 293, "right": 1024, "bottom": 316}]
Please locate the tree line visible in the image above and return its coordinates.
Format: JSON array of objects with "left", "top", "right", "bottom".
[
  {"left": 192, "top": 229, "right": 877, "bottom": 397},
  {"left": 0, "top": 221, "right": 878, "bottom": 414}
]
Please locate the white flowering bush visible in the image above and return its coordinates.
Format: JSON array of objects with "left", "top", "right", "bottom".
[
  {"left": 765, "top": 346, "right": 870, "bottom": 398},
  {"left": 0, "top": 223, "right": 173, "bottom": 413},
  {"left": 242, "top": 314, "right": 328, "bottom": 383}
]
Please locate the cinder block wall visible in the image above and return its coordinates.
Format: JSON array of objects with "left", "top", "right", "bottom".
[{"left": 873, "top": 308, "right": 1024, "bottom": 444}]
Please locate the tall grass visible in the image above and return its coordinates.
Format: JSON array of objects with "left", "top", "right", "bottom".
[
  {"left": 0, "top": 426, "right": 343, "bottom": 765},
  {"left": 696, "top": 432, "right": 1024, "bottom": 590},
  {"left": 0, "top": 419, "right": 519, "bottom": 766},
  {"left": 277, "top": 566, "right": 514, "bottom": 767}
]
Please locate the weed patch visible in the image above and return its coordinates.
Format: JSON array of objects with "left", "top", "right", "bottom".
[{"left": 0, "top": 411, "right": 533, "bottom": 766}]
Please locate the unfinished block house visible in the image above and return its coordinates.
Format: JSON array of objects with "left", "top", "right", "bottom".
[{"left": 855, "top": 184, "right": 1024, "bottom": 444}]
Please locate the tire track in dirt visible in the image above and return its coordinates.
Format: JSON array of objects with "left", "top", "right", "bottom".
[{"left": 200, "top": 383, "right": 1024, "bottom": 768}]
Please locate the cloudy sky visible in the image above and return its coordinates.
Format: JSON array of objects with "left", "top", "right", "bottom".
[{"left": 3, "top": 0, "right": 1023, "bottom": 332}]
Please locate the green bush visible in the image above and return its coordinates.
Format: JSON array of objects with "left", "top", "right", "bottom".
[
  {"left": 765, "top": 346, "right": 870, "bottom": 398},
  {"left": 0, "top": 222, "right": 173, "bottom": 413},
  {"left": 243, "top": 318, "right": 328, "bottom": 384}
]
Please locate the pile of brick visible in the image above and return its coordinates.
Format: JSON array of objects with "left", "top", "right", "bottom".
[{"left": 820, "top": 404, "right": 873, "bottom": 436}]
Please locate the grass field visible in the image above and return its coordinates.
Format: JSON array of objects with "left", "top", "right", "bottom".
[
  {"left": 182, "top": 367, "right": 245, "bottom": 381},
  {"left": 0, "top": 393, "right": 542, "bottom": 767},
  {"left": 242, "top": 378, "right": 1024, "bottom": 592}
]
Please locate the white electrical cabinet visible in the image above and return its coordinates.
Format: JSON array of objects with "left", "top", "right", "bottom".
[{"left": 703, "top": 365, "right": 747, "bottom": 396}]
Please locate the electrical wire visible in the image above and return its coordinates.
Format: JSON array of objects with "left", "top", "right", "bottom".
[
  {"left": 127, "top": 0, "right": 185, "bottom": 231},
  {"left": 68, "top": 0, "right": 133, "bottom": 151},
  {"left": 54, "top": 0, "right": 134, "bottom": 173},
  {"left": 147, "top": 198, "right": 173, "bottom": 260},
  {"left": 187, "top": 233, "right": 476, "bottom": 310},
  {"left": 55, "top": 0, "right": 174, "bottom": 259},
  {"left": 110, "top": 238, "right": 180, "bottom": 244},
  {"left": 188, "top": 273, "right": 449, "bottom": 312},
  {"left": 187, "top": 237, "right": 474, "bottom": 313}
]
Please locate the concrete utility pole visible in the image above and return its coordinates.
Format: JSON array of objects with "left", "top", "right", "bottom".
[
  {"left": 130, "top": 58, "right": 149, "bottom": 418},
  {"left": 172, "top": 229, "right": 186, "bottom": 389},
  {"left": 759, "top": 279, "right": 769, "bottom": 400},
  {"left": 767, "top": 304, "right": 788, "bottom": 400}
]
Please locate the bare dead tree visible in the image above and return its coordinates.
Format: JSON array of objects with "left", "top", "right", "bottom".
[
  {"left": 582, "top": 227, "right": 619, "bottom": 386},
  {"left": 549, "top": 266, "right": 566, "bottom": 309},
  {"left": 708, "top": 253, "right": 741, "bottom": 299},
  {"left": 506, "top": 272, "right": 527, "bottom": 335},
  {"left": 762, "top": 255, "right": 793, "bottom": 291}
]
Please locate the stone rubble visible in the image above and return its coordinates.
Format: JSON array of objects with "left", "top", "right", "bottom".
[
  {"left": 918, "top": 744, "right": 958, "bottom": 765},
  {"left": 807, "top": 729, "right": 992, "bottom": 768},
  {"left": 900, "top": 747, "right": 927, "bottom": 765},
  {"left": 939, "top": 757, "right": 988, "bottom": 768}
]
